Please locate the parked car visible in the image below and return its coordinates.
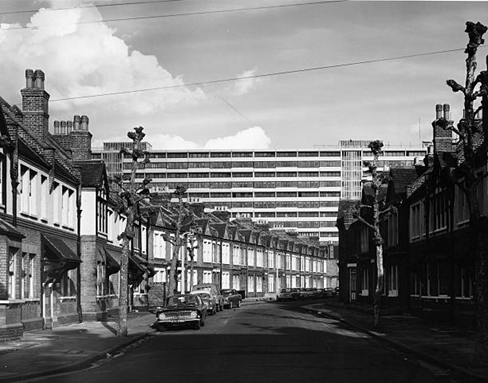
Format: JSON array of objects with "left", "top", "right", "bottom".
[
  {"left": 192, "top": 283, "right": 224, "bottom": 312},
  {"left": 190, "top": 290, "right": 217, "bottom": 315},
  {"left": 319, "top": 287, "right": 337, "bottom": 298},
  {"left": 221, "top": 289, "right": 242, "bottom": 308},
  {"left": 153, "top": 294, "right": 207, "bottom": 330},
  {"left": 298, "top": 288, "right": 318, "bottom": 300},
  {"left": 276, "top": 288, "right": 300, "bottom": 301}
]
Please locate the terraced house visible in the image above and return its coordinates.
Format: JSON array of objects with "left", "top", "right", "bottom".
[
  {"left": 0, "top": 69, "right": 336, "bottom": 339},
  {"left": 337, "top": 104, "right": 487, "bottom": 329},
  {"left": 0, "top": 69, "right": 152, "bottom": 340}
]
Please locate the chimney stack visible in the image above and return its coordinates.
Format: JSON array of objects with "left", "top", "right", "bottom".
[
  {"left": 21, "top": 68, "right": 50, "bottom": 143},
  {"left": 70, "top": 115, "right": 93, "bottom": 161},
  {"left": 433, "top": 103, "right": 453, "bottom": 153}
]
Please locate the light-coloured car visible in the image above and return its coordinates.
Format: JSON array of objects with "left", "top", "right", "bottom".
[
  {"left": 190, "top": 290, "right": 217, "bottom": 315},
  {"left": 192, "top": 283, "right": 224, "bottom": 312},
  {"left": 276, "top": 288, "right": 299, "bottom": 301}
]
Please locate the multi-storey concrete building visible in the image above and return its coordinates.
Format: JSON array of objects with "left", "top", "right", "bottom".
[{"left": 93, "top": 142, "right": 428, "bottom": 245}]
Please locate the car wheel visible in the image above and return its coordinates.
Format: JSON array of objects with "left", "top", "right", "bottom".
[{"left": 237, "top": 300, "right": 241, "bottom": 308}]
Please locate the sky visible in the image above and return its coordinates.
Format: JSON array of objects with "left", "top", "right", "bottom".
[{"left": 0, "top": 0, "right": 487, "bottom": 150}]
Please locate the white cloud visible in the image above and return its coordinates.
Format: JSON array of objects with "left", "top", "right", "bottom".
[
  {"left": 229, "top": 69, "right": 261, "bottom": 96},
  {"left": 0, "top": 4, "right": 205, "bottom": 131},
  {"left": 204, "top": 126, "right": 270, "bottom": 149},
  {"left": 94, "top": 126, "right": 271, "bottom": 150}
]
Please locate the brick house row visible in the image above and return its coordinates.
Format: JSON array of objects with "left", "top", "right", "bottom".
[
  {"left": 143, "top": 207, "right": 337, "bottom": 305},
  {"left": 0, "top": 69, "right": 337, "bottom": 339},
  {"left": 0, "top": 69, "right": 153, "bottom": 340},
  {"left": 337, "top": 104, "right": 486, "bottom": 328}
]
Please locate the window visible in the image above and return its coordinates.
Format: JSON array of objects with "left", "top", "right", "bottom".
[
  {"left": 20, "top": 165, "right": 38, "bottom": 217},
  {"left": 247, "top": 275, "right": 255, "bottom": 292},
  {"left": 268, "top": 251, "right": 274, "bottom": 268},
  {"left": 8, "top": 248, "right": 18, "bottom": 299},
  {"left": 40, "top": 175, "right": 48, "bottom": 221},
  {"left": 60, "top": 269, "right": 76, "bottom": 297},
  {"left": 360, "top": 226, "right": 369, "bottom": 252},
  {"left": 430, "top": 188, "right": 448, "bottom": 232},
  {"left": 459, "top": 267, "right": 473, "bottom": 298},
  {"left": 248, "top": 248, "right": 255, "bottom": 267},
  {"left": 97, "top": 261, "right": 107, "bottom": 296},
  {"left": 52, "top": 182, "right": 61, "bottom": 225},
  {"left": 387, "top": 210, "right": 398, "bottom": 247},
  {"left": 22, "top": 253, "right": 36, "bottom": 299},
  {"left": 222, "top": 272, "right": 230, "bottom": 289},
  {"left": 361, "top": 268, "right": 369, "bottom": 296},
  {"left": 211, "top": 152, "right": 231, "bottom": 158},
  {"left": 233, "top": 245, "right": 240, "bottom": 266},
  {"left": 388, "top": 265, "right": 398, "bottom": 297},
  {"left": 203, "top": 240, "right": 212, "bottom": 262},
  {"left": 268, "top": 273, "right": 275, "bottom": 293},
  {"left": 256, "top": 248, "right": 263, "bottom": 267},
  {"left": 222, "top": 243, "right": 230, "bottom": 265},
  {"left": 256, "top": 275, "right": 263, "bottom": 292},
  {"left": 410, "top": 202, "right": 424, "bottom": 240}
]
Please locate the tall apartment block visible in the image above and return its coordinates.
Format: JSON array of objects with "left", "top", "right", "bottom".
[{"left": 93, "top": 140, "right": 427, "bottom": 245}]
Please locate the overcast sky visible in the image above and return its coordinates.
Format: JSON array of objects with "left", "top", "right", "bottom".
[{"left": 0, "top": 0, "right": 487, "bottom": 150}]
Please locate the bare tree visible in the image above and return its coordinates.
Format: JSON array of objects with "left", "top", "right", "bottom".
[
  {"left": 111, "top": 127, "right": 150, "bottom": 337},
  {"left": 432, "top": 21, "right": 488, "bottom": 364},
  {"left": 351, "top": 140, "right": 389, "bottom": 327}
]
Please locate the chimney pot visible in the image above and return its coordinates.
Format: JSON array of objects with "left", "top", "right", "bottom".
[
  {"left": 435, "top": 104, "right": 443, "bottom": 119},
  {"left": 443, "top": 104, "right": 450, "bottom": 120},
  {"left": 53, "top": 120, "right": 60, "bottom": 134},
  {"left": 66, "top": 121, "right": 73, "bottom": 134},
  {"left": 25, "top": 69, "right": 34, "bottom": 88},
  {"left": 81, "top": 115, "right": 89, "bottom": 131},
  {"left": 73, "top": 115, "right": 81, "bottom": 130},
  {"left": 60, "top": 120, "right": 67, "bottom": 135},
  {"left": 34, "top": 69, "right": 45, "bottom": 90}
]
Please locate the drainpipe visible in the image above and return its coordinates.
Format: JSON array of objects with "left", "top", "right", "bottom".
[{"left": 76, "top": 182, "right": 82, "bottom": 323}]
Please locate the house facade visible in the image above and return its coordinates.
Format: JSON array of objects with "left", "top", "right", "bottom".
[{"left": 337, "top": 104, "right": 485, "bottom": 328}]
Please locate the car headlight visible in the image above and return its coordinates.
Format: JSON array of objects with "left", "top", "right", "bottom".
[
  {"left": 158, "top": 313, "right": 166, "bottom": 320},
  {"left": 190, "top": 311, "right": 198, "bottom": 318}
]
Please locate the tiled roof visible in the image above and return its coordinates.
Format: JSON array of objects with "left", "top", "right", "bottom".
[
  {"left": 389, "top": 167, "right": 419, "bottom": 198},
  {"left": 74, "top": 160, "right": 106, "bottom": 187}
]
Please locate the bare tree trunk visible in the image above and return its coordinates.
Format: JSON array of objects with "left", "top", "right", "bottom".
[
  {"left": 373, "top": 241, "right": 384, "bottom": 327},
  {"left": 117, "top": 236, "right": 130, "bottom": 337}
]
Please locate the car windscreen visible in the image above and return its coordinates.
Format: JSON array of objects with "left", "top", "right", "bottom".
[{"left": 167, "top": 296, "right": 197, "bottom": 306}]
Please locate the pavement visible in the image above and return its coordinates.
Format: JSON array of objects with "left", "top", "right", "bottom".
[
  {"left": 0, "top": 298, "right": 486, "bottom": 382},
  {"left": 301, "top": 299, "right": 488, "bottom": 383}
]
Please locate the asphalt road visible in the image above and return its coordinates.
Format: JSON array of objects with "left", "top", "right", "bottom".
[{"left": 28, "top": 301, "right": 456, "bottom": 383}]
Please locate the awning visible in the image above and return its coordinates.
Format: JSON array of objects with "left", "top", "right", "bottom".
[
  {"left": 129, "top": 253, "right": 155, "bottom": 279},
  {"left": 0, "top": 218, "right": 24, "bottom": 240},
  {"left": 42, "top": 234, "right": 80, "bottom": 284},
  {"left": 42, "top": 234, "right": 80, "bottom": 263},
  {"left": 99, "top": 247, "right": 120, "bottom": 275}
]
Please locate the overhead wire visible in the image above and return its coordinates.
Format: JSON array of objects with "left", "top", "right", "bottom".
[
  {"left": 0, "top": 0, "right": 186, "bottom": 15},
  {"left": 2, "top": 1, "right": 347, "bottom": 30},
  {"left": 50, "top": 47, "right": 476, "bottom": 102}
]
